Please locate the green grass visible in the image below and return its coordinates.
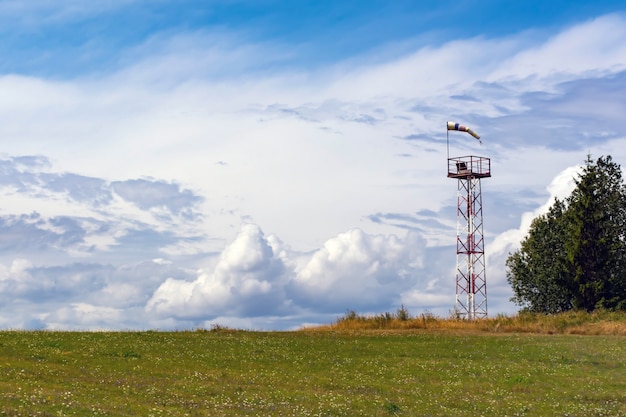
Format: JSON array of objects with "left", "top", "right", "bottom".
[{"left": 0, "top": 327, "right": 625, "bottom": 416}]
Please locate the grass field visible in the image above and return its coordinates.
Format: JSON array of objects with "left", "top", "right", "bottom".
[{"left": 0, "top": 314, "right": 625, "bottom": 416}]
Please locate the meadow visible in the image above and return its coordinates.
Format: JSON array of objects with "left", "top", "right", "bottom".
[{"left": 0, "top": 312, "right": 625, "bottom": 416}]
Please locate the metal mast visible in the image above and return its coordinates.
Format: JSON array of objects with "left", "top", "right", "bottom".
[{"left": 446, "top": 123, "right": 490, "bottom": 319}]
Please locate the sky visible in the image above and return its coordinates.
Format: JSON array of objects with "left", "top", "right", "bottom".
[{"left": 1, "top": 0, "right": 626, "bottom": 330}]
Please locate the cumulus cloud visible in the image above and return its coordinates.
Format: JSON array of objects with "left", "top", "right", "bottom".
[
  {"left": 289, "top": 229, "right": 427, "bottom": 311},
  {"left": 146, "top": 224, "right": 432, "bottom": 322},
  {"left": 147, "top": 224, "right": 289, "bottom": 319}
]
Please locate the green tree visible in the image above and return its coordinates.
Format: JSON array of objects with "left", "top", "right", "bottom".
[
  {"left": 564, "top": 155, "right": 626, "bottom": 310},
  {"left": 506, "top": 155, "right": 626, "bottom": 313},
  {"left": 506, "top": 199, "right": 573, "bottom": 313}
]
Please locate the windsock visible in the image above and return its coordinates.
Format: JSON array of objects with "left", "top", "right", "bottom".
[{"left": 447, "top": 121, "right": 480, "bottom": 141}]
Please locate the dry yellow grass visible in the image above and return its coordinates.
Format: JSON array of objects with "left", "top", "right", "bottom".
[{"left": 302, "top": 309, "right": 626, "bottom": 335}]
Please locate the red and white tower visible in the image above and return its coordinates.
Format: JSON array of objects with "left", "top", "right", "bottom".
[{"left": 446, "top": 123, "right": 490, "bottom": 319}]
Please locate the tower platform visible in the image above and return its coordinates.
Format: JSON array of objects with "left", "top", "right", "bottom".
[{"left": 447, "top": 155, "right": 491, "bottom": 179}]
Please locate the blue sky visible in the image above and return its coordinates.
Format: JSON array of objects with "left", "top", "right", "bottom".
[
  {"left": 1, "top": 0, "right": 626, "bottom": 330},
  {"left": 3, "top": 0, "right": 623, "bottom": 77}
]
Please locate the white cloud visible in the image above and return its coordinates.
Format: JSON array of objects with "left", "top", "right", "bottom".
[
  {"left": 489, "top": 14, "right": 626, "bottom": 83},
  {"left": 147, "top": 224, "right": 289, "bottom": 319},
  {"left": 45, "top": 303, "right": 125, "bottom": 331},
  {"left": 146, "top": 224, "right": 434, "bottom": 322},
  {"left": 289, "top": 229, "right": 427, "bottom": 311},
  {"left": 400, "top": 290, "right": 452, "bottom": 312},
  {"left": 0, "top": 258, "right": 32, "bottom": 281},
  {"left": 0, "top": 157, "right": 208, "bottom": 256},
  {"left": 488, "top": 164, "right": 581, "bottom": 261}
]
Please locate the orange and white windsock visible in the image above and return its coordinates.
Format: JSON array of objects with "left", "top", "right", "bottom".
[{"left": 447, "top": 121, "right": 481, "bottom": 141}]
